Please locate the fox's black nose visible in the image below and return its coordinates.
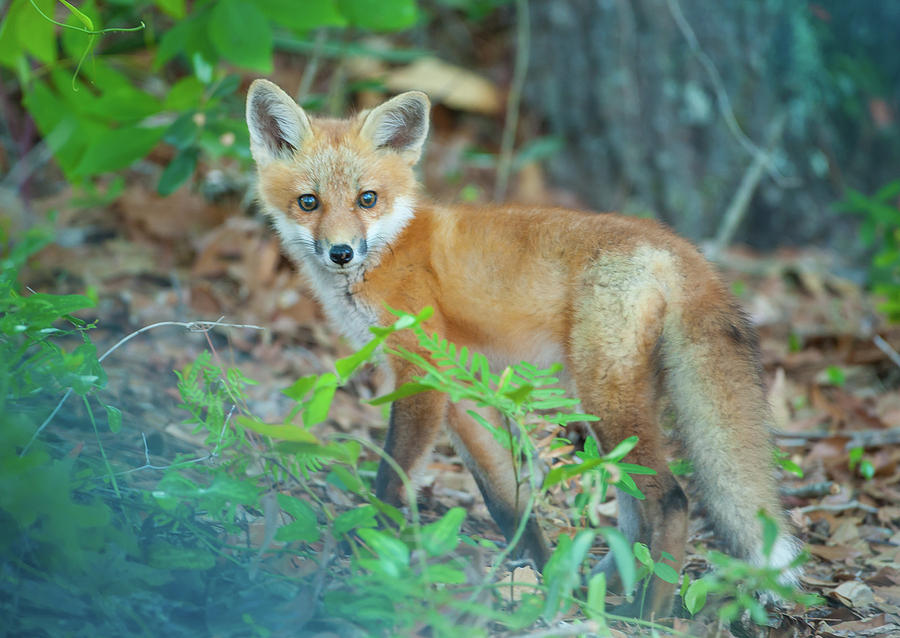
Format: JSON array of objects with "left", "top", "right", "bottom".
[{"left": 329, "top": 244, "right": 354, "bottom": 265}]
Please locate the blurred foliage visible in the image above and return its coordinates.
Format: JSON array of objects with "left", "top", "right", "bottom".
[
  {"left": 837, "top": 179, "right": 900, "bottom": 321},
  {"left": 0, "top": 0, "right": 424, "bottom": 196}
]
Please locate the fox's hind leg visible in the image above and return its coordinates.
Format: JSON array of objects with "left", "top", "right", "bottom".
[{"left": 569, "top": 283, "right": 687, "bottom": 618}]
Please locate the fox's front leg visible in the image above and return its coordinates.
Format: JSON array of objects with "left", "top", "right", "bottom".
[
  {"left": 374, "top": 358, "right": 447, "bottom": 505},
  {"left": 446, "top": 403, "right": 551, "bottom": 568}
]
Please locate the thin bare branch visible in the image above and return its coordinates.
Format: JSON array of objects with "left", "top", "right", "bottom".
[
  {"left": 494, "top": 0, "right": 530, "bottom": 202},
  {"left": 797, "top": 500, "right": 878, "bottom": 515},
  {"left": 874, "top": 334, "right": 900, "bottom": 370},
  {"left": 664, "top": 0, "right": 799, "bottom": 188},
  {"left": 21, "top": 319, "right": 263, "bottom": 457}
]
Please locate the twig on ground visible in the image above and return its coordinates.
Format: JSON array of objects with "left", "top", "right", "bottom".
[
  {"left": 780, "top": 481, "right": 837, "bottom": 498},
  {"left": 113, "top": 405, "right": 235, "bottom": 478},
  {"left": 775, "top": 427, "right": 900, "bottom": 450},
  {"left": 508, "top": 621, "right": 602, "bottom": 638},
  {"left": 843, "top": 427, "right": 900, "bottom": 450},
  {"left": 874, "top": 334, "right": 900, "bottom": 370},
  {"left": 797, "top": 500, "right": 878, "bottom": 515},
  {"left": 20, "top": 318, "right": 264, "bottom": 457},
  {"left": 493, "top": 0, "right": 530, "bottom": 202}
]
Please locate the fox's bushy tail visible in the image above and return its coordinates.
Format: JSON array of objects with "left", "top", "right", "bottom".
[{"left": 662, "top": 302, "right": 801, "bottom": 583}]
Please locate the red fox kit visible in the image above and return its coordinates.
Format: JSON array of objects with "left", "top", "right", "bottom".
[{"left": 246, "top": 79, "right": 800, "bottom": 616}]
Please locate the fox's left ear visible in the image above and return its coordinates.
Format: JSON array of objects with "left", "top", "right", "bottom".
[{"left": 359, "top": 91, "right": 430, "bottom": 165}]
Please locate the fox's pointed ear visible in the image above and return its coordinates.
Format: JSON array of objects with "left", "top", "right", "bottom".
[
  {"left": 359, "top": 91, "right": 430, "bottom": 164},
  {"left": 246, "top": 79, "right": 311, "bottom": 165}
]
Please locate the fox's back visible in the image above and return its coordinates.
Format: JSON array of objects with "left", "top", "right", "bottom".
[{"left": 361, "top": 203, "right": 720, "bottom": 359}]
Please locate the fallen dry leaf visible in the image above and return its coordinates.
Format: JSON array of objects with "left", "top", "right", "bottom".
[
  {"left": 831, "top": 580, "right": 876, "bottom": 609},
  {"left": 383, "top": 57, "right": 502, "bottom": 114}
]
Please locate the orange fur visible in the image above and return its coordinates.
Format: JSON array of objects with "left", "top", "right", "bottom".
[{"left": 246, "top": 80, "right": 801, "bottom": 618}]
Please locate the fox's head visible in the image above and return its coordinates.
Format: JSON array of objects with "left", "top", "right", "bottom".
[{"left": 246, "top": 79, "right": 430, "bottom": 273}]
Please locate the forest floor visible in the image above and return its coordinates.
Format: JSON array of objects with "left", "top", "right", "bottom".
[{"left": 16, "top": 143, "right": 900, "bottom": 637}]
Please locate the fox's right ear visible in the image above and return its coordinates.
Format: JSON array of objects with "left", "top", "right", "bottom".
[{"left": 246, "top": 79, "right": 311, "bottom": 165}]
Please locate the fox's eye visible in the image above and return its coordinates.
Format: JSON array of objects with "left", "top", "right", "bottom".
[
  {"left": 358, "top": 191, "right": 377, "bottom": 208},
  {"left": 298, "top": 194, "right": 319, "bottom": 211}
]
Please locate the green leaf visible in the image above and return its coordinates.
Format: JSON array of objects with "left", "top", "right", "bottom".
[
  {"left": 598, "top": 528, "right": 635, "bottom": 594},
  {"left": 59, "top": 0, "right": 94, "bottom": 30},
  {"left": 614, "top": 473, "right": 645, "bottom": 500},
  {"left": 357, "top": 528, "right": 409, "bottom": 577},
  {"left": 21, "top": 81, "right": 88, "bottom": 178},
  {"left": 276, "top": 493, "right": 320, "bottom": 542},
  {"left": 542, "top": 458, "right": 604, "bottom": 489},
  {"left": 74, "top": 126, "right": 165, "bottom": 177},
  {"left": 157, "top": 147, "right": 198, "bottom": 195},
  {"left": 369, "top": 382, "right": 430, "bottom": 405},
  {"left": 421, "top": 507, "right": 464, "bottom": 556},
  {"left": 236, "top": 416, "right": 319, "bottom": 443},
  {"left": 335, "top": 334, "right": 384, "bottom": 380},
  {"left": 825, "top": 365, "right": 846, "bottom": 387},
  {"left": 209, "top": 0, "right": 273, "bottom": 72},
  {"left": 65, "top": 342, "right": 106, "bottom": 394},
  {"left": 422, "top": 563, "right": 466, "bottom": 584},
  {"left": 502, "top": 383, "right": 534, "bottom": 405},
  {"left": 327, "top": 464, "right": 363, "bottom": 493},
  {"left": 585, "top": 572, "right": 606, "bottom": 621},
  {"left": 154, "top": 0, "right": 186, "bottom": 19},
  {"left": 669, "top": 458, "right": 694, "bottom": 476},
  {"left": 336, "top": 0, "right": 418, "bottom": 31},
  {"left": 333, "top": 504, "right": 377, "bottom": 537},
  {"left": 633, "top": 542, "right": 652, "bottom": 568},
  {"left": 282, "top": 374, "right": 318, "bottom": 401},
  {"left": 758, "top": 510, "right": 778, "bottom": 557},
  {"left": 653, "top": 561, "right": 679, "bottom": 583},
  {"left": 860, "top": 459, "right": 875, "bottom": 480},
  {"left": 0, "top": 0, "right": 57, "bottom": 67},
  {"left": 104, "top": 404, "right": 122, "bottom": 433},
  {"left": 204, "top": 474, "right": 260, "bottom": 505},
  {"left": 684, "top": 578, "right": 708, "bottom": 615},
  {"left": 542, "top": 531, "right": 595, "bottom": 620},
  {"left": 304, "top": 373, "right": 337, "bottom": 426},
  {"left": 162, "top": 112, "right": 200, "bottom": 150},
  {"left": 164, "top": 77, "right": 206, "bottom": 110},
  {"left": 147, "top": 543, "right": 216, "bottom": 570},
  {"left": 616, "top": 462, "right": 658, "bottom": 475},
  {"left": 604, "top": 435, "right": 639, "bottom": 461},
  {"left": 256, "top": 0, "right": 346, "bottom": 31}
]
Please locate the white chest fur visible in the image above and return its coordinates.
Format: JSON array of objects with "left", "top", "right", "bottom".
[{"left": 301, "top": 261, "right": 378, "bottom": 349}]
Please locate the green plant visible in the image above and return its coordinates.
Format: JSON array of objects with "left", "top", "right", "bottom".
[
  {"left": 168, "top": 306, "right": 665, "bottom": 635},
  {"left": 0, "top": 229, "right": 184, "bottom": 637},
  {"left": 2, "top": 233, "right": 811, "bottom": 635},
  {"left": 0, "top": 0, "right": 423, "bottom": 196},
  {"left": 848, "top": 446, "right": 875, "bottom": 480},
  {"left": 681, "top": 512, "right": 820, "bottom": 623},
  {"left": 633, "top": 542, "right": 680, "bottom": 616},
  {"left": 837, "top": 178, "right": 900, "bottom": 321}
]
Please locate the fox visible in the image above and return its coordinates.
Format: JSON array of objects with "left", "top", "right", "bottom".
[{"left": 245, "top": 79, "right": 801, "bottom": 617}]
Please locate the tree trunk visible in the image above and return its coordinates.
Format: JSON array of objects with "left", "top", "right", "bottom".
[{"left": 526, "top": 0, "right": 900, "bottom": 255}]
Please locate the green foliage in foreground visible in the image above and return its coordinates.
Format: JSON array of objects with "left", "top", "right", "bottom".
[{"left": 1, "top": 234, "right": 818, "bottom": 636}]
